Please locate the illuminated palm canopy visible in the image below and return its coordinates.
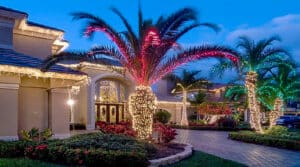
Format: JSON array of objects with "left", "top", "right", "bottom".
[
  {"left": 211, "top": 36, "right": 290, "bottom": 79},
  {"left": 257, "top": 63, "right": 300, "bottom": 110},
  {"left": 41, "top": 7, "right": 238, "bottom": 86}
]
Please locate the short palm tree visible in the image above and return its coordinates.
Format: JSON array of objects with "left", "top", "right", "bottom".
[
  {"left": 41, "top": 7, "right": 239, "bottom": 139},
  {"left": 211, "top": 36, "right": 289, "bottom": 132},
  {"left": 257, "top": 63, "right": 300, "bottom": 127},
  {"left": 167, "top": 70, "right": 207, "bottom": 125}
]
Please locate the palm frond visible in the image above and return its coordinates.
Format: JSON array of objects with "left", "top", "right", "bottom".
[
  {"left": 110, "top": 7, "right": 139, "bottom": 55},
  {"left": 150, "top": 45, "right": 239, "bottom": 84},
  {"left": 41, "top": 51, "right": 89, "bottom": 72}
]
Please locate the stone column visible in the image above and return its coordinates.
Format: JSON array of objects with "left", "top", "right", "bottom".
[
  {"left": 86, "top": 82, "right": 96, "bottom": 130},
  {"left": 48, "top": 88, "right": 70, "bottom": 139}
]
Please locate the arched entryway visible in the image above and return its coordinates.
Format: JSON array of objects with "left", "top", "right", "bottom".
[
  {"left": 86, "top": 73, "right": 135, "bottom": 130},
  {"left": 95, "top": 79, "right": 126, "bottom": 124}
]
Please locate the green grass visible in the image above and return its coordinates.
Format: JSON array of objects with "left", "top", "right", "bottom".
[
  {"left": 0, "top": 151, "right": 246, "bottom": 167},
  {"left": 169, "top": 151, "right": 247, "bottom": 167},
  {"left": 0, "top": 158, "right": 65, "bottom": 167}
]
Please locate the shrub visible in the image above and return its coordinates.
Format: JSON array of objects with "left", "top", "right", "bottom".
[
  {"left": 69, "top": 123, "right": 86, "bottom": 130},
  {"left": 229, "top": 131, "right": 300, "bottom": 151},
  {"left": 0, "top": 140, "right": 33, "bottom": 158},
  {"left": 20, "top": 128, "right": 52, "bottom": 142},
  {"left": 237, "top": 122, "right": 251, "bottom": 129},
  {"left": 266, "top": 126, "right": 289, "bottom": 136},
  {"left": 188, "top": 120, "right": 208, "bottom": 126},
  {"left": 218, "top": 117, "right": 236, "bottom": 128},
  {"left": 153, "top": 123, "right": 177, "bottom": 143},
  {"left": 25, "top": 143, "right": 48, "bottom": 160},
  {"left": 95, "top": 121, "right": 137, "bottom": 137},
  {"left": 1, "top": 132, "right": 152, "bottom": 167},
  {"left": 154, "top": 109, "right": 171, "bottom": 124}
]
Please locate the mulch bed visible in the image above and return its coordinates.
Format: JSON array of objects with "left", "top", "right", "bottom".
[{"left": 150, "top": 143, "right": 186, "bottom": 159}]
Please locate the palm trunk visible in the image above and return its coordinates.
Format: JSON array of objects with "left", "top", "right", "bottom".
[
  {"left": 180, "top": 90, "right": 189, "bottom": 126},
  {"left": 129, "top": 86, "right": 156, "bottom": 140},
  {"left": 245, "top": 72, "right": 263, "bottom": 133},
  {"left": 269, "top": 98, "right": 283, "bottom": 128}
]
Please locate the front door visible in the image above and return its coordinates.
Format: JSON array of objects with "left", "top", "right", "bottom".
[{"left": 95, "top": 103, "right": 125, "bottom": 123}]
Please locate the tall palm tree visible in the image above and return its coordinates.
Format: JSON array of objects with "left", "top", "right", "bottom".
[
  {"left": 257, "top": 63, "right": 300, "bottom": 127},
  {"left": 211, "top": 36, "right": 289, "bottom": 132},
  {"left": 167, "top": 70, "right": 207, "bottom": 125},
  {"left": 41, "top": 7, "right": 239, "bottom": 139}
]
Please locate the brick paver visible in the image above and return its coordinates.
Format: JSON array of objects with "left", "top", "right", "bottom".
[{"left": 175, "top": 129, "right": 300, "bottom": 167}]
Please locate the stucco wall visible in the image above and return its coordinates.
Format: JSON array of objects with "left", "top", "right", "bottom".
[
  {"left": 156, "top": 102, "right": 183, "bottom": 124},
  {"left": 0, "top": 88, "right": 19, "bottom": 137},
  {"left": 13, "top": 33, "right": 53, "bottom": 59},
  {"left": 18, "top": 77, "right": 49, "bottom": 131},
  {"left": 0, "top": 74, "right": 20, "bottom": 139},
  {"left": 74, "top": 84, "right": 88, "bottom": 124}
]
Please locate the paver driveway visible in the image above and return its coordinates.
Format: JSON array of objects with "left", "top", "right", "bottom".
[{"left": 175, "top": 129, "right": 300, "bottom": 167}]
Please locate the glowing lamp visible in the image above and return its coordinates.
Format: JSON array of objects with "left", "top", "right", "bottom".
[{"left": 67, "top": 99, "right": 75, "bottom": 106}]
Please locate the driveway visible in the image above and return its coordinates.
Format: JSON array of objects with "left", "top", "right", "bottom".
[{"left": 175, "top": 129, "right": 300, "bottom": 167}]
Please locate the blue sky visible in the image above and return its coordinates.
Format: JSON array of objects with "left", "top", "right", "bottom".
[{"left": 1, "top": 0, "right": 300, "bottom": 82}]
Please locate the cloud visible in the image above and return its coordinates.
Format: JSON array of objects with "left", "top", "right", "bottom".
[{"left": 227, "top": 14, "right": 300, "bottom": 63}]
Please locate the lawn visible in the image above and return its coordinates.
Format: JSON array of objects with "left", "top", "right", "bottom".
[
  {"left": 169, "top": 151, "right": 247, "bottom": 167},
  {"left": 0, "top": 158, "right": 65, "bottom": 167},
  {"left": 0, "top": 151, "right": 246, "bottom": 167}
]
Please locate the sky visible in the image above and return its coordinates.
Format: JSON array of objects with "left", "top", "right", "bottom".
[{"left": 1, "top": 0, "right": 300, "bottom": 82}]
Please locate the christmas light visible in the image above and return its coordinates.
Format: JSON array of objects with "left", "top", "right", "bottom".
[
  {"left": 245, "top": 71, "right": 263, "bottom": 133},
  {"left": 128, "top": 86, "right": 156, "bottom": 140},
  {"left": 269, "top": 98, "right": 283, "bottom": 128},
  {"left": 0, "top": 65, "right": 87, "bottom": 81}
]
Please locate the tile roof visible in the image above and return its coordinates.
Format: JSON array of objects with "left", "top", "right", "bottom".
[
  {"left": 155, "top": 92, "right": 182, "bottom": 102},
  {"left": 27, "top": 21, "right": 64, "bottom": 32},
  {"left": 0, "top": 6, "right": 27, "bottom": 15},
  {"left": 0, "top": 48, "right": 84, "bottom": 75}
]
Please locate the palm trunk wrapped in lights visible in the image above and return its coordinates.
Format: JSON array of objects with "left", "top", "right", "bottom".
[
  {"left": 269, "top": 98, "right": 283, "bottom": 128},
  {"left": 245, "top": 71, "right": 263, "bottom": 133},
  {"left": 129, "top": 86, "right": 156, "bottom": 140},
  {"left": 180, "top": 89, "right": 188, "bottom": 126}
]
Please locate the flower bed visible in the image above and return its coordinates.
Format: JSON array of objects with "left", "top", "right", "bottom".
[
  {"left": 229, "top": 131, "right": 300, "bottom": 151},
  {"left": 96, "top": 121, "right": 137, "bottom": 137},
  {"left": 0, "top": 133, "right": 153, "bottom": 167}
]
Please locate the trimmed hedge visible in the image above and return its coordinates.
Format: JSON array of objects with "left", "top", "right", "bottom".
[
  {"left": 229, "top": 131, "right": 300, "bottom": 151},
  {"left": 0, "top": 133, "right": 152, "bottom": 167}
]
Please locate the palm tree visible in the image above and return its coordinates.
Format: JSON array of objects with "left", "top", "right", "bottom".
[
  {"left": 257, "top": 63, "right": 300, "bottom": 127},
  {"left": 41, "top": 7, "right": 239, "bottom": 139},
  {"left": 167, "top": 70, "right": 207, "bottom": 125},
  {"left": 211, "top": 36, "right": 289, "bottom": 132}
]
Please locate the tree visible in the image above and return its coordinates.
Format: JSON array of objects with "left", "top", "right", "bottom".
[
  {"left": 257, "top": 63, "right": 300, "bottom": 127},
  {"left": 211, "top": 36, "right": 289, "bottom": 133},
  {"left": 167, "top": 69, "right": 207, "bottom": 125},
  {"left": 41, "top": 7, "right": 238, "bottom": 139}
]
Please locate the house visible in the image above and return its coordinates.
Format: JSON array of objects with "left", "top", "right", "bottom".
[{"left": 0, "top": 6, "right": 184, "bottom": 140}]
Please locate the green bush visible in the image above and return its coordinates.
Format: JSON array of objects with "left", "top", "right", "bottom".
[
  {"left": 154, "top": 109, "right": 171, "bottom": 124},
  {"left": 0, "top": 140, "right": 34, "bottom": 158},
  {"left": 0, "top": 133, "right": 152, "bottom": 167},
  {"left": 229, "top": 131, "right": 300, "bottom": 151},
  {"left": 20, "top": 128, "right": 52, "bottom": 142},
  {"left": 63, "top": 133, "right": 152, "bottom": 154},
  {"left": 265, "top": 126, "right": 289, "bottom": 136}
]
